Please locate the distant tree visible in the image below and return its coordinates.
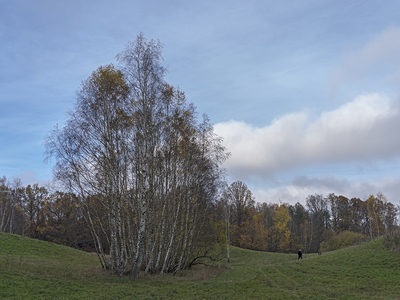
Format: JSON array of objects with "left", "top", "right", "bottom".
[
  {"left": 227, "top": 181, "right": 254, "bottom": 226},
  {"left": 364, "top": 193, "right": 397, "bottom": 239},
  {"left": 22, "top": 184, "right": 48, "bottom": 238},
  {"left": 252, "top": 211, "right": 269, "bottom": 251},
  {"left": 306, "top": 194, "right": 330, "bottom": 252},
  {"left": 288, "top": 202, "right": 308, "bottom": 248},
  {"left": 0, "top": 178, "right": 30, "bottom": 235},
  {"left": 366, "top": 194, "right": 385, "bottom": 239},
  {"left": 236, "top": 211, "right": 268, "bottom": 251},
  {"left": 224, "top": 181, "right": 255, "bottom": 246},
  {"left": 37, "top": 191, "right": 91, "bottom": 250},
  {"left": 383, "top": 201, "right": 398, "bottom": 234},
  {"left": 349, "top": 197, "right": 368, "bottom": 234},
  {"left": 328, "top": 194, "right": 352, "bottom": 232},
  {"left": 268, "top": 203, "right": 294, "bottom": 252}
]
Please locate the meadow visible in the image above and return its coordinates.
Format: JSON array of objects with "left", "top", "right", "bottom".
[{"left": 1, "top": 232, "right": 399, "bottom": 299}]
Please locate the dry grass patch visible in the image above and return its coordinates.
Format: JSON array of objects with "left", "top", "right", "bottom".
[{"left": 172, "top": 263, "right": 230, "bottom": 281}]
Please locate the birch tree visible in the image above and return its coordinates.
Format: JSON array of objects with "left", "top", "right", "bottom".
[
  {"left": 222, "top": 189, "right": 233, "bottom": 262},
  {"left": 226, "top": 181, "right": 254, "bottom": 229},
  {"left": 0, "top": 176, "right": 12, "bottom": 233},
  {"left": 45, "top": 33, "right": 229, "bottom": 277},
  {"left": 46, "top": 64, "right": 130, "bottom": 274}
]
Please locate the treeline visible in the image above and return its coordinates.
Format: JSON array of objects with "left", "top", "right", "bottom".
[
  {"left": 0, "top": 178, "right": 92, "bottom": 250},
  {"left": 1, "top": 177, "right": 398, "bottom": 265},
  {"left": 214, "top": 181, "right": 399, "bottom": 254}
]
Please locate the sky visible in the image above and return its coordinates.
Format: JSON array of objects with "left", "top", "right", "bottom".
[{"left": 2, "top": 0, "right": 400, "bottom": 206}]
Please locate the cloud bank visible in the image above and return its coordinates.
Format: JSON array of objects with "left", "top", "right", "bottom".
[
  {"left": 252, "top": 175, "right": 400, "bottom": 206},
  {"left": 214, "top": 93, "right": 400, "bottom": 179}
]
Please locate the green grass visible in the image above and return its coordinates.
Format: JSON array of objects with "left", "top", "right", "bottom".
[{"left": 1, "top": 232, "right": 400, "bottom": 299}]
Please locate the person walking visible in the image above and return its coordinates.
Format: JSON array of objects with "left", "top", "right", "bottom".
[{"left": 298, "top": 249, "right": 302, "bottom": 260}]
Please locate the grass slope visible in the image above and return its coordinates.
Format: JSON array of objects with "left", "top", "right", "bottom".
[{"left": 1, "top": 232, "right": 400, "bottom": 299}]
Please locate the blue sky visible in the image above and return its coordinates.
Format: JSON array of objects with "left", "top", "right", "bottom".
[{"left": 2, "top": 0, "right": 400, "bottom": 205}]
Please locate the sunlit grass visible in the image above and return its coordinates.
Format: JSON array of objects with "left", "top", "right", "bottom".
[{"left": 1, "top": 232, "right": 400, "bottom": 299}]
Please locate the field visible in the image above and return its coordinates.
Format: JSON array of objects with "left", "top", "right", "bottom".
[{"left": 1, "top": 232, "right": 399, "bottom": 299}]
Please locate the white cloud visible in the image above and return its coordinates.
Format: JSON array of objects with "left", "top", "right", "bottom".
[
  {"left": 252, "top": 175, "right": 400, "bottom": 206},
  {"left": 215, "top": 26, "right": 400, "bottom": 207},
  {"left": 215, "top": 93, "right": 400, "bottom": 179}
]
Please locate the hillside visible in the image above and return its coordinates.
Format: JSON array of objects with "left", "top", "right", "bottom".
[{"left": 1, "top": 232, "right": 399, "bottom": 299}]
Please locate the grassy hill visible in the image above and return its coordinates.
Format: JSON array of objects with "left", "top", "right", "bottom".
[{"left": 1, "top": 232, "right": 399, "bottom": 299}]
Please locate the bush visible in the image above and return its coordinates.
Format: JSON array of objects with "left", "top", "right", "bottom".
[
  {"left": 320, "top": 231, "right": 366, "bottom": 252},
  {"left": 384, "top": 229, "right": 400, "bottom": 253}
]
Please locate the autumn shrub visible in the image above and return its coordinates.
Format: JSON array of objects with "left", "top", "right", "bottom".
[
  {"left": 320, "top": 231, "right": 366, "bottom": 252},
  {"left": 384, "top": 229, "right": 400, "bottom": 253}
]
